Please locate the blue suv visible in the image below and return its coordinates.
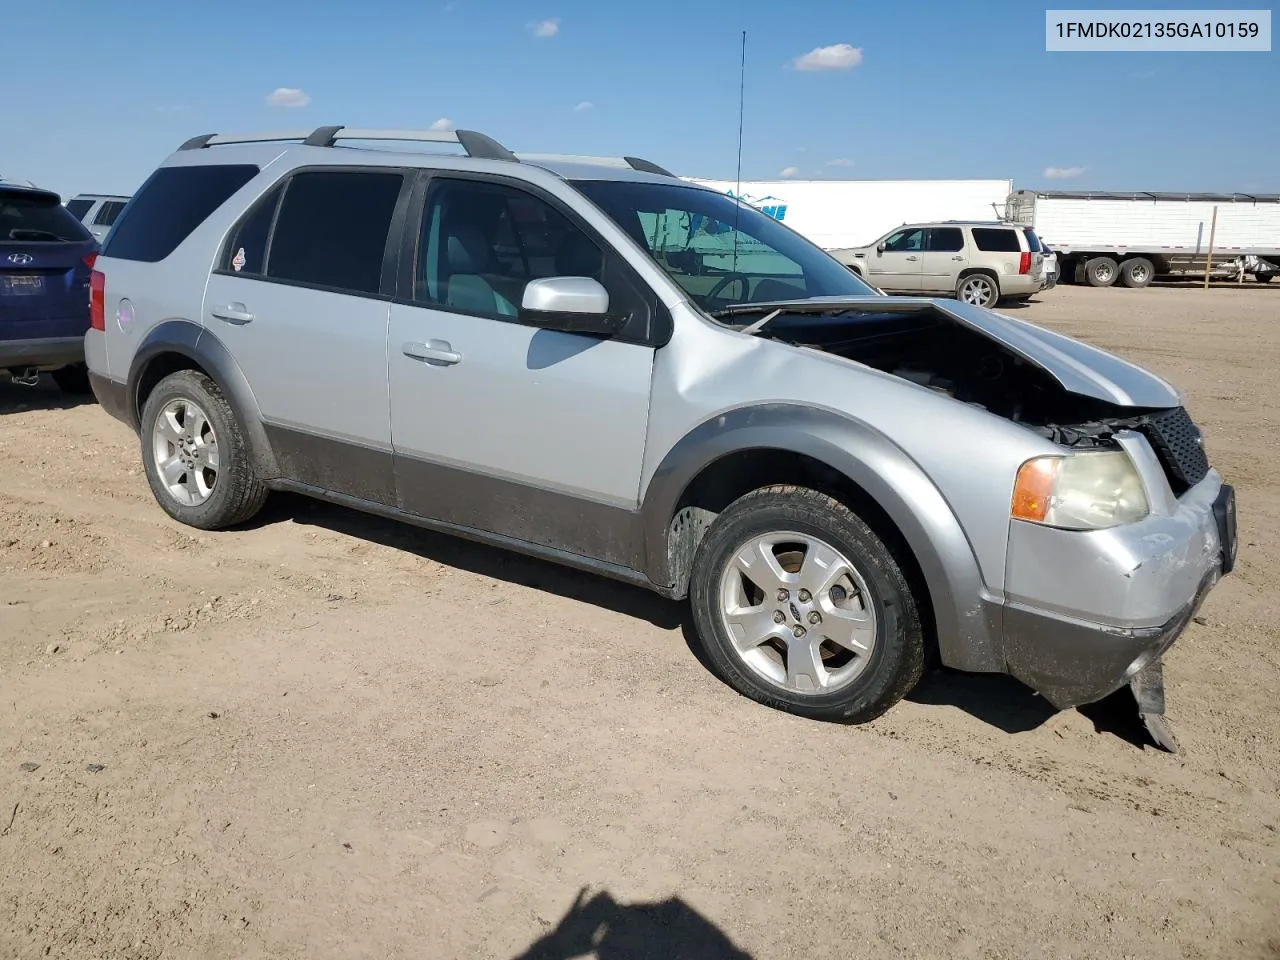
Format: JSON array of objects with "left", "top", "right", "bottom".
[{"left": 1, "top": 184, "right": 99, "bottom": 393}]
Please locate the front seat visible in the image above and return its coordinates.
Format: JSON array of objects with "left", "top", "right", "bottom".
[{"left": 443, "top": 222, "right": 518, "bottom": 317}]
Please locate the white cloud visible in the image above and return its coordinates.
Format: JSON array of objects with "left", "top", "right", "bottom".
[
  {"left": 792, "top": 43, "right": 863, "bottom": 72},
  {"left": 573, "top": 101, "right": 593, "bottom": 113},
  {"left": 530, "top": 18, "right": 559, "bottom": 37},
  {"left": 779, "top": 166, "right": 799, "bottom": 178},
  {"left": 1044, "top": 165, "right": 1086, "bottom": 180},
  {"left": 265, "top": 87, "right": 310, "bottom": 108},
  {"left": 429, "top": 117, "right": 455, "bottom": 131},
  {"left": 825, "top": 157, "right": 855, "bottom": 167}
]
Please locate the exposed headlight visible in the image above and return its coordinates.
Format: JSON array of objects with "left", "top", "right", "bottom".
[{"left": 1011, "top": 451, "right": 1149, "bottom": 530}]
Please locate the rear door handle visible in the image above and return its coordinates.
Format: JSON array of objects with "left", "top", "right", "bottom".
[
  {"left": 951, "top": 255, "right": 965, "bottom": 261},
  {"left": 211, "top": 303, "right": 254, "bottom": 325},
  {"left": 403, "top": 340, "right": 462, "bottom": 366},
  {"left": 905, "top": 256, "right": 919, "bottom": 261}
]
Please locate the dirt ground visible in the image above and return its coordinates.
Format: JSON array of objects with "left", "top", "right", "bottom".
[{"left": 1, "top": 284, "right": 1277, "bottom": 959}]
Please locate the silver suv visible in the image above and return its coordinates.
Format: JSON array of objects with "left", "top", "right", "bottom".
[
  {"left": 83, "top": 126, "right": 1235, "bottom": 736},
  {"left": 831, "top": 221, "right": 1045, "bottom": 308}
]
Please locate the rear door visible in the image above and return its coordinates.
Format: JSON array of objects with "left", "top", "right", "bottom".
[
  {"left": 202, "top": 167, "right": 408, "bottom": 501},
  {"left": 0, "top": 188, "right": 97, "bottom": 343},
  {"left": 864, "top": 227, "right": 925, "bottom": 291},
  {"left": 919, "top": 226, "right": 967, "bottom": 293}
]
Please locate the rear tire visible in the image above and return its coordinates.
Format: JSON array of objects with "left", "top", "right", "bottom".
[
  {"left": 689, "top": 486, "right": 925, "bottom": 724},
  {"left": 1085, "top": 257, "right": 1119, "bottom": 287},
  {"left": 955, "top": 272, "right": 1000, "bottom": 308},
  {"left": 1255, "top": 273, "right": 1275, "bottom": 284},
  {"left": 139, "top": 370, "right": 268, "bottom": 530},
  {"left": 1120, "top": 257, "right": 1154, "bottom": 288},
  {"left": 52, "top": 363, "right": 92, "bottom": 395}
]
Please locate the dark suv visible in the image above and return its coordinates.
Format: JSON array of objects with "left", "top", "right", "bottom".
[{"left": 1, "top": 184, "right": 99, "bottom": 393}]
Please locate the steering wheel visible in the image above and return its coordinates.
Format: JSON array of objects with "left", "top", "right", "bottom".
[{"left": 705, "top": 272, "right": 751, "bottom": 304}]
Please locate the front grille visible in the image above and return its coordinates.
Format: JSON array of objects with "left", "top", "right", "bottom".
[{"left": 1140, "top": 407, "right": 1209, "bottom": 494}]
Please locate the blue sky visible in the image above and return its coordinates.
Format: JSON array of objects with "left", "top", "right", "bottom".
[{"left": 2, "top": 0, "right": 1276, "bottom": 198}]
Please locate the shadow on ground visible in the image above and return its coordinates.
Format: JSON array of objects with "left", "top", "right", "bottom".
[
  {"left": 0, "top": 378, "right": 96, "bottom": 414},
  {"left": 263, "top": 494, "right": 1158, "bottom": 750},
  {"left": 261, "top": 493, "right": 684, "bottom": 630},
  {"left": 511, "top": 887, "right": 752, "bottom": 960}
]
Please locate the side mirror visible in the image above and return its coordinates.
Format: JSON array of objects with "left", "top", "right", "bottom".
[
  {"left": 521, "top": 277, "right": 623, "bottom": 336},
  {"left": 875, "top": 243, "right": 885, "bottom": 256}
]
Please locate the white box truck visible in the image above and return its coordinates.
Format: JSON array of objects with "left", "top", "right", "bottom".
[
  {"left": 1006, "top": 189, "right": 1280, "bottom": 287},
  {"left": 682, "top": 177, "right": 1014, "bottom": 251}
]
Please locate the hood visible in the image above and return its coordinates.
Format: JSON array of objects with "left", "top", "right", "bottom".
[{"left": 725, "top": 296, "right": 1181, "bottom": 409}]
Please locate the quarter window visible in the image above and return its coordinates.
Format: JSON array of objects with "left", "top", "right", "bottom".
[
  {"left": 970, "top": 228, "right": 1022, "bottom": 252},
  {"left": 65, "top": 199, "right": 93, "bottom": 220}
]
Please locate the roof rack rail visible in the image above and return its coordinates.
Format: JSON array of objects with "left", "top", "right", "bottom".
[
  {"left": 176, "top": 126, "right": 675, "bottom": 177},
  {"left": 516, "top": 153, "right": 675, "bottom": 177}
]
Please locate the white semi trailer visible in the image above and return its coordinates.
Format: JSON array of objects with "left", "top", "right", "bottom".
[
  {"left": 682, "top": 177, "right": 1013, "bottom": 251},
  {"left": 1005, "top": 189, "right": 1280, "bottom": 287}
]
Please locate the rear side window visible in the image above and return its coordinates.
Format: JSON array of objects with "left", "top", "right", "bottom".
[
  {"left": 970, "top": 227, "right": 1022, "bottom": 253},
  {"left": 65, "top": 198, "right": 94, "bottom": 220},
  {"left": 264, "top": 171, "right": 403, "bottom": 296},
  {"left": 102, "top": 164, "right": 259, "bottom": 262},
  {"left": 0, "top": 193, "right": 92, "bottom": 242},
  {"left": 94, "top": 200, "right": 127, "bottom": 227},
  {"left": 927, "top": 227, "right": 964, "bottom": 252}
]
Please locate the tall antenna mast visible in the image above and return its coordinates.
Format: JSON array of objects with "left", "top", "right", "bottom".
[{"left": 732, "top": 29, "right": 747, "bottom": 274}]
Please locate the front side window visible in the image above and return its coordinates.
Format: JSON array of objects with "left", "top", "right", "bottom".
[
  {"left": 265, "top": 171, "right": 403, "bottom": 296},
  {"left": 415, "top": 178, "right": 606, "bottom": 318},
  {"left": 94, "top": 200, "right": 127, "bottom": 226},
  {"left": 573, "top": 179, "right": 875, "bottom": 311},
  {"left": 882, "top": 228, "right": 926, "bottom": 253}
]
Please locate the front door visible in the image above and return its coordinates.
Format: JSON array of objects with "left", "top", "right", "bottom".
[
  {"left": 865, "top": 227, "right": 925, "bottom": 292},
  {"left": 386, "top": 174, "right": 656, "bottom": 566},
  {"left": 918, "top": 226, "right": 968, "bottom": 293},
  {"left": 202, "top": 168, "right": 409, "bottom": 501}
]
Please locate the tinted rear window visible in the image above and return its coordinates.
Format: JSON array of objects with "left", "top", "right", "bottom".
[
  {"left": 65, "top": 198, "right": 94, "bottom": 220},
  {"left": 103, "top": 164, "right": 259, "bottom": 262},
  {"left": 970, "top": 227, "right": 1021, "bottom": 253},
  {"left": 0, "top": 193, "right": 92, "bottom": 242},
  {"left": 264, "top": 171, "right": 403, "bottom": 295}
]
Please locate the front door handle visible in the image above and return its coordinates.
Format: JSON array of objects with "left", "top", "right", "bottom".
[
  {"left": 211, "top": 303, "right": 254, "bottom": 325},
  {"left": 403, "top": 340, "right": 462, "bottom": 366}
]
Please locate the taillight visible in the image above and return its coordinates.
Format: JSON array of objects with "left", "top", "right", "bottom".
[
  {"left": 83, "top": 252, "right": 98, "bottom": 270},
  {"left": 89, "top": 270, "right": 106, "bottom": 331},
  {"left": 1018, "top": 251, "right": 1031, "bottom": 274}
]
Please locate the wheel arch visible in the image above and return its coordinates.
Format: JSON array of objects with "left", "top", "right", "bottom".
[
  {"left": 639, "top": 405, "right": 1004, "bottom": 672},
  {"left": 127, "top": 320, "right": 280, "bottom": 479}
]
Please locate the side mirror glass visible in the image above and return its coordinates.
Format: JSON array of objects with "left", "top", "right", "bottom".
[{"left": 521, "top": 277, "right": 622, "bottom": 335}]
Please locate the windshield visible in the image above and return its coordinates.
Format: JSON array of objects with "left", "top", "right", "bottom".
[{"left": 573, "top": 179, "right": 876, "bottom": 314}]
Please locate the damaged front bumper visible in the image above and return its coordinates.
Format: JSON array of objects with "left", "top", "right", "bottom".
[{"left": 998, "top": 473, "right": 1237, "bottom": 723}]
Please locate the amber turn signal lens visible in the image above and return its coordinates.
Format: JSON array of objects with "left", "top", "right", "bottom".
[{"left": 1011, "top": 457, "right": 1061, "bottom": 522}]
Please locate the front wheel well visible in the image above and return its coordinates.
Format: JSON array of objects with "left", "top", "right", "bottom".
[{"left": 663, "top": 448, "right": 936, "bottom": 650}]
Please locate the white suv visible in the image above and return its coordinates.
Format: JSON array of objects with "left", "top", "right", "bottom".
[{"left": 830, "top": 221, "right": 1046, "bottom": 307}]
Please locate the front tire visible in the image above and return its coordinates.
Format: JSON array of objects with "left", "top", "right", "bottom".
[
  {"left": 689, "top": 486, "right": 925, "bottom": 723},
  {"left": 139, "top": 370, "right": 268, "bottom": 530}
]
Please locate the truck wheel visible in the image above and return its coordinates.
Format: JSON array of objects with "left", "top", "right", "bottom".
[
  {"left": 1085, "top": 257, "right": 1119, "bottom": 287},
  {"left": 688, "top": 486, "right": 925, "bottom": 724},
  {"left": 1120, "top": 258, "right": 1154, "bottom": 288},
  {"left": 139, "top": 370, "right": 268, "bottom": 530},
  {"left": 956, "top": 272, "right": 1000, "bottom": 308}
]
